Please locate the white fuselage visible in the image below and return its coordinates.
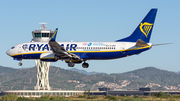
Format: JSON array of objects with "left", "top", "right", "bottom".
[{"left": 6, "top": 41, "right": 152, "bottom": 60}]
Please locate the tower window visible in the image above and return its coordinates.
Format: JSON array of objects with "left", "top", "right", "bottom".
[
  {"left": 34, "top": 33, "right": 41, "bottom": 37},
  {"left": 42, "top": 33, "right": 49, "bottom": 37}
]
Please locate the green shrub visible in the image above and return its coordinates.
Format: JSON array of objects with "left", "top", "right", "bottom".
[
  {"left": 78, "top": 95, "right": 84, "bottom": 98},
  {"left": 152, "top": 92, "right": 171, "bottom": 98},
  {"left": 86, "top": 95, "right": 99, "bottom": 99},
  {"left": 155, "top": 92, "right": 165, "bottom": 97},
  {"left": 17, "top": 97, "right": 31, "bottom": 101},
  {"left": 121, "top": 98, "right": 146, "bottom": 101},
  {"left": 50, "top": 96, "right": 64, "bottom": 100},
  {"left": 105, "top": 95, "right": 118, "bottom": 100},
  {"left": 2, "top": 94, "right": 18, "bottom": 101},
  {"left": 168, "top": 99, "right": 176, "bottom": 101},
  {"left": 34, "top": 99, "right": 51, "bottom": 101},
  {"left": 87, "top": 96, "right": 93, "bottom": 99},
  {"left": 92, "top": 95, "right": 98, "bottom": 99},
  {"left": 141, "top": 95, "right": 147, "bottom": 98},
  {"left": 40, "top": 95, "right": 51, "bottom": 99},
  {"left": 133, "top": 95, "right": 139, "bottom": 98}
]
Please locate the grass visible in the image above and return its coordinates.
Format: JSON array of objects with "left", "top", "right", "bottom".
[{"left": 2, "top": 92, "right": 180, "bottom": 101}]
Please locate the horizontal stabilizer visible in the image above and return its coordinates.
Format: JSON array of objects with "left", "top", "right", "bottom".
[
  {"left": 152, "top": 43, "right": 173, "bottom": 46},
  {"left": 136, "top": 39, "right": 149, "bottom": 47}
]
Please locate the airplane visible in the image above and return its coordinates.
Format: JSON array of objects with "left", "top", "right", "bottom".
[{"left": 7, "top": 8, "right": 162, "bottom": 68}]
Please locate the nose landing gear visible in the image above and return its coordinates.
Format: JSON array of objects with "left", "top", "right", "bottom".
[{"left": 18, "top": 60, "right": 22, "bottom": 66}]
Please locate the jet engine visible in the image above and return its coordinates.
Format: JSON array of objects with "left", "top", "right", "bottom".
[{"left": 40, "top": 52, "right": 58, "bottom": 62}]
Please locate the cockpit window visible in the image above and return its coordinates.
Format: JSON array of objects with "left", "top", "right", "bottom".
[{"left": 11, "top": 46, "right": 15, "bottom": 49}]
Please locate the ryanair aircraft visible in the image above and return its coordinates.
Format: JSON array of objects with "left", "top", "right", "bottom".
[{"left": 7, "top": 9, "right": 160, "bottom": 68}]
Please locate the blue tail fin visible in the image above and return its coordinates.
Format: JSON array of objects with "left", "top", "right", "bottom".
[
  {"left": 50, "top": 28, "right": 58, "bottom": 41},
  {"left": 116, "top": 9, "right": 157, "bottom": 43}
]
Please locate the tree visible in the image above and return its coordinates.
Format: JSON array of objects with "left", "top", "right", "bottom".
[
  {"left": 84, "top": 91, "right": 86, "bottom": 98},
  {"left": 88, "top": 88, "right": 90, "bottom": 97}
]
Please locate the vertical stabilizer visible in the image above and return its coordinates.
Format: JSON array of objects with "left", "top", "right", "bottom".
[{"left": 116, "top": 9, "right": 157, "bottom": 43}]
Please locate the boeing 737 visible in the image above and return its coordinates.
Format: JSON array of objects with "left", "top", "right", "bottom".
[{"left": 7, "top": 9, "right": 160, "bottom": 68}]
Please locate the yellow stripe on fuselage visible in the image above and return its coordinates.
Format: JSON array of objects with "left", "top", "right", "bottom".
[
  {"left": 70, "top": 46, "right": 151, "bottom": 53},
  {"left": 40, "top": 57, "right": 55, "bottom": 59},
  {"left": 11, "top": 51, "right": 48, "bottom": 57}
]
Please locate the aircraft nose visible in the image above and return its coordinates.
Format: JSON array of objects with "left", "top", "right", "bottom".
[{"left": 6, "top": 49, "right": 11, "bottom": 56}]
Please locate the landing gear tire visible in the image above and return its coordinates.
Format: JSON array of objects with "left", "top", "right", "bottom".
[
  {"left": 68, "top": 62, "right": 75, "bottom": 67},
  {"left": 82, "top": 63, "right": 89, "bottom": 68},
  {"left": 18, "top": 62, "right": 22, "bottom": 66}
]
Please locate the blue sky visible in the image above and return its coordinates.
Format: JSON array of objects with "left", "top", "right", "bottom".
[{"left": 0, "top": 0, "right": 179, "bottom": 74}]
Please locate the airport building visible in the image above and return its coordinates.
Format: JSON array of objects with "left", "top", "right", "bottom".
[
  {"left": 2, "top": 87, "right": 180, "bottom": 97},
  {"left": 1, "top": 90, "right": 84, "bottom": 97}
]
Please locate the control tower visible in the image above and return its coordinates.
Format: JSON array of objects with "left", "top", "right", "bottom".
[
  {"left": 32, "top": 23, "right": 54, "bottom": 90},
  {"left": 31, "top": 23, "right": 55, "bottom": 42}
]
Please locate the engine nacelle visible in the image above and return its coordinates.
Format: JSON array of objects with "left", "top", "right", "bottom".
[{"left": 40, "top": 52, "right": 57, "bottom": 62}]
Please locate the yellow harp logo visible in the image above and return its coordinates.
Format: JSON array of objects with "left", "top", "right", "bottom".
[{"left": 139, "top": 22, "right": 153, "bottom": 38}]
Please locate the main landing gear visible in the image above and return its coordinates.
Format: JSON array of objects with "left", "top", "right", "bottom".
[
  {"left": 68, "top": 62, "right": 75, "bottom": 67},
  {"left": 82, "top": 62, "right": 89, "bottom": 68},
  {"left": 67, "top": 61, "right": 89, "bottom": 68}
]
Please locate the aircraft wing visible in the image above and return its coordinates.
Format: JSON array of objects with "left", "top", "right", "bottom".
[
  {"left": 48, "top": 28, "right": 81, "bottom": 60},
  {"left": 48, "top": 41, "right": 80, "bottom": 59}
]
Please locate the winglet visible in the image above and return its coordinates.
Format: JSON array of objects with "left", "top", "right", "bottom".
[{"left": 50, "top": 28, "right": 58, "bottom": 41}]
